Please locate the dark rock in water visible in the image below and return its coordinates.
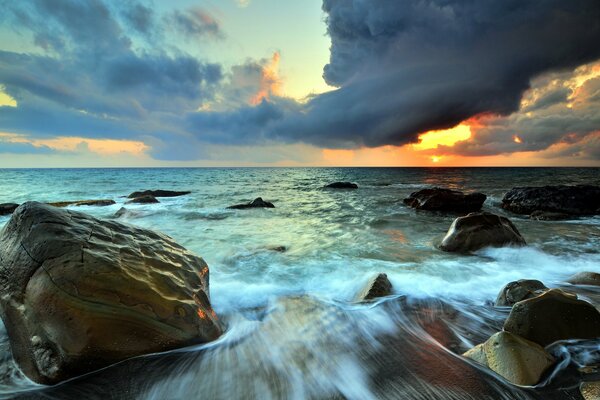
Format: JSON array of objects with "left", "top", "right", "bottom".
[
  {"left": 502, "top": 185, "right": 600, "bottom": 216},
  {"left": 496, "top": 279, "right": 548, "bottom": 307},
  {"left": 0, "top": 203, "right": 19, "bottom": 216},
  {"left": 325, "top": 182, "right": 358, "bottom": 189},
  {"left": 228, "top": 197, "right": 274, "bottom": 209},
  {"left": 463, "top": 331, "right": 554, "bottom": 386},
  {"left": 356, "top": 273, "right": 393, "bottom": 301},
  {"left": 504, "top": 289, "right": 600, "bottom": 347},
  {"left": 126, "top": 195, "right": 160, "bottom": 204},
  {"left": 113, "top": 207, "right": 128, "bottom": 218},
  {"left": 127, "top": 190, "right": 191, "bottom": 199},
  {"left": 529, "top": 210, "right": 572, "bottom": 221},
  {"left": 403, "top": 188, "right": 486, "bottom": 213},
  {"left": 47, "top": 199, "right": 116, "bottom": 207},
  {"left": 0, "top": 202, "right": 221, "bottom": 384},
  {"left": 440, "top": 212, "right": 526, "bottom": 253},
  {"left": 567, "top": 272, "right": 600, "bottom": 287},
  {"left": 268, "top": 245, "right": 287, "bottom": 252}
]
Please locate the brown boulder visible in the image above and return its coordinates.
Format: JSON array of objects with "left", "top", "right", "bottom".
[
  {"left": 440, "top": 212, "right": 526, "bottom": 253},
  {"left": 47, "top": 199, "right": 116, "bottom": 207},
  {"left": 463, "top": 331, "right": 554, "bottom": 386},
  {"left": 403, "top": 188, "right": 486, "bottom": 213},
  {"left": 356, "top": 273, "right": 393, "bottom": 301},
  {"left": 0, "top": 202, "right": 221, "bottom": 384},
  {"left": 504, "top": 289, "right": 600, "bottom": 347},
  {"left": 567, "top": 272, "right": 600, "bottom": 287},
  {"left": 495, "top": 279, "right": 547, "bottom": 307}
]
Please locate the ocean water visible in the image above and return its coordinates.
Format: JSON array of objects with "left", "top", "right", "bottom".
[{"left": 0, "top": 167, "right": 599, "bottom": 399}]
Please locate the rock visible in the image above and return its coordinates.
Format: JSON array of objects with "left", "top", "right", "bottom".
[
  {"left": 502, "top": 185, "right": 600, "bottom": 216},
  {"left": 268, "top": 245, "right": 288, "bottom": 252},
  {"left": 127, "top": 190, "right": 191, "bottom": 199},
  {"left": 440, "top": 212, "right": 526, "bottom": 253},
  {"left": 529, "top": 210, "right": 572, "bottom": 221},
  {"left": 0, "top": 203, "right": 19, "bottom": 216},
  {"left": 463, "top": 331, "right": 554, "bottom": 386},
  {"left": 495, "top": 280, "right": 548, "bottom": 307},
  {"left": 567, "top": 272, "right": 600, "bottom": 287},
  {"left": 581, "top": 381, "right": 600, "bottom": 400},
  {"left": 126, "top": 195, "right": 160, "bottom": 204},
  {"left": 325, "top": 182, "right": 358, "bottom": 189},
  {"left": 227, "top": 197, "right": 275, "bottom": 209},
  {"left": 356, "top": 273, "right": 393, "bottom": 301},
  {"left": 47, "top": 199, "right": 116, "bottom": 207},
  {"left": 403, "top": 188, "right": 486, "bottom": 213},
  {"left": 0, "top": 202, "right": 221, "bottom": 384},
  {"left": 504, "top": 289, "right": 600, "bottom": 347}
]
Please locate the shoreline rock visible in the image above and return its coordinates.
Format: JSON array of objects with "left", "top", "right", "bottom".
[
  {"left": 325, "top": 182, "right": 358, "bottom": 189},
  {"left": 0, "top": 203, "right": 19, "bottom": 216},
  {"left": 567, "top": 272, "right": 600, "bottom": 287},
  {"left": 495, "top": 279, "right": 548, "bottom": 307},
  {"left": 228, "top": 197, "right": 275, "bottom": 209},
  {"left": 47, "top": 199, "right": 116, "bottom": 207},
  {"left": 356, "top": 273, "right": 393, "bottom": 301},
  {"left": 403, "top": 188, "right": 486, "bottom": 213},
  {"left": 127, "top": 190, "right": 191, "bottom": 199},
  {"left": 0, "top": 202, "right": 221, "bottom": 384},
  {"left": 126, "top": 195, "right": 160, "bottom": 204},
  {"left": 440, "top": 212, "right": 526, "bottom": 253},
  {"left": 502, "top": 185, "right": 600, "bottom": 216}
]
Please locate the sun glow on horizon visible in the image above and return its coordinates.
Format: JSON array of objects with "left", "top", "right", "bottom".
[{"left": 412, "top": 124, "right": 472, "bottom": 150}]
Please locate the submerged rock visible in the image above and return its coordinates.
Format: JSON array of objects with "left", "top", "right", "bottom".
[
  {"left": 127, "top": 190, "right": 191, "bottom": 199},
  {"left": 495, "top": 279, "right": 548, "bottom": 307},
  {"left": 356, "top": 273, "right": 393, "bottom": 301},
  {"left": 227, "top": 197, "right": 275, "bottom": 209},
  {"left": 567, "top": 272, "right": 600, "bottom": 287},
  {"left": 463, "top": 331, "right": 554, "bottom": 386},
  {"left": 324, "top": 182, "right": 358, "bottom": 189},
  {"left": 502, "top": 185, "right": 600, "bottom": 216},
  {"left": 529, "top": 210, "right": 572, "bottom": 221},
  {"left": 581, "top": 381, "right": 600, "bottom": 400},
  {"left": 403, "top": 187, "right": 486, "bottom": 213},
  {"left": 47, "top": 199, "right": 116, "bottom": 207},
  {"left": 504, "top": 289, "right": 600, "bottom": 347},
  {"left": 126, "top": 195, "right": 160, "bottom": 204},
  {"left": 0, "top": 202, "right": 221, "bottom": 384},
  {"left": 440, "top": 212, "right": 526, "bottom": 253},
  {"left": 0, "top": 203, "right": 19, "bottom": 216}
]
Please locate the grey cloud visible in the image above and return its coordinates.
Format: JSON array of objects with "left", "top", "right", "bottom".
[{"left": 167, "top": 8, "right": 222, "bottom": 39}]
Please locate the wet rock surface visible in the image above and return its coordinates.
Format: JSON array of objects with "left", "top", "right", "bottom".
[
  {"left": 356, "top": 273, "right": 393, "bottom": 301},
  {"left": 440, "top": 212, "right": 526, "bottom": 253},
  {"left": 496, "top": 280, "right": 548, "bottom": 307},
  {"left": 403, "top": 188, "right": 486, "bottom": 213},
  {"left": 0, "top": 202, "right": 221, "bottom": 384},
  {"left": 504, "top": 289, "right": 600, "bottom": 347},
  {"left": 126, "top": 194, "right": 160, "bottom": 204},
  {"left": 47, "top": 199, "right": 116, "bottom": 207},
  {"left": 324, "top": 182, "right": 358, "bottom": 189},
  {"left": 567, "top": 272, "right": 600, "bottom": 287},
  {"left": 502, "top": 185, "right": 600, "bottom": 216},
  {"left": 228, "top": 197, "right": 275, "bottom": 209},
  {"left": 127, "top": 190, "right": 191, "bottom": 199},
  {"left": 0, "top": 203, "right": 19, "bottom": 216}
]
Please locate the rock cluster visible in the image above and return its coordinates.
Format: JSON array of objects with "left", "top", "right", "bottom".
[{"left": 502, "top": 185, "right": 600, "bottom": 218}]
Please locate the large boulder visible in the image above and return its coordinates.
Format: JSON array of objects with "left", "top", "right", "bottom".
[
  {"left": 325, "top": 182, "right": 358, "bottom": 189},
  {"left": 463, "top": 331, "right": 554, "bottom": 386},
  {"left": 495, "top": 279, "right": 547, "bottom": 307},
  {"left": 355, "top": 273, "right": 393, "bottom": 301},
  {"left": 502, "top": 185, "right": 600, "bottom": 216},
  {"left": 504, "top": 289, "right": 600, "bottom": 347},
  {"left": 0, "top": 202, "right": 221, "bottom": 384},
  {"left": 127, "top": 190, "right": 191, "bottom": 199},
  {"left": 0, "top": 203, "right": 19, "bottom": 216},
  {"left": 440, "top": 212, "right": 526, "bottom": 253},
  {"left": 567, "top": 272, "right": 600, "bottom": 287},
  {"left": 126, "top": 195, "right": 160, "bottom": 204},
  {"left": 403, "top": 188, "right": 486, "bottom": 213},
  {"left": 227, "top": 197, "right": 275, "bottom": 209}
]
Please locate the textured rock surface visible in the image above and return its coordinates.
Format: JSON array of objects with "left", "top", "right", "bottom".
[
  {"left": 0, "top": 203, "right": 19, "bottom": 216},
  {"left": 0, "top": 202, "right": 221, "bottom": 384},
  {"left": 529, "top": 210, "right": 572, "bottom": 221},
  {"left": 567, "top": 272, "right": 600, "bottom": 287},
  {"left": 324, "top": 182, "right": 358, "bottom": 189},
  {"left": 440, "top": 212, "right": 526, "bottom": 252},
  {"left": 47, "top": 200, "right": 116, "bottom": 207},
  {"left": 126, "top": 195, "right": 160, "bottom": 204},
  {"left": 356, "top": 273, "right": 393, "bottom": 301},
  {"left": 504, "top": 289, "right": 600, "bottom": 347},
  {"left": 403, "top": 188, "right": 486, "bottom": 213},
  {"left": 502, "top": 185, "right": 600, "bottom": 215},
  {"left": 228, "top": 197, "right": 275, "bottom": 209},
  {"left": 463, "top": 331, "right": 554, "bottom": 386},
  {"left": 495, "top": 280, "right": 548, "bottom": 307},
  {"left": 581, "top": 381, "right": 600, "bottom": 400},
  {"left": 127, "top": 190, "right": 191, "bottom": 199}
]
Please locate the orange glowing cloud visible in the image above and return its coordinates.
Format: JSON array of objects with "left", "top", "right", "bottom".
[
  {"left": 0, "top": 86, "right": 17, "bottom": 107},
  {"left": 412, "top": 123, "right": 472, "bottom": 150},
  {"left": 250, "top": 51, "right": 282, "bottom": 105}
]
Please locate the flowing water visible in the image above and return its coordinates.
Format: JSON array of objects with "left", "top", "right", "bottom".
[{"left": 0, "top": 167, "right": 599, "bottom": 399}]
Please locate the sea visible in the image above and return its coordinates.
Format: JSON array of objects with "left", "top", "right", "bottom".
[{"left": 0, "top": 167, "right": 599, "bottom": 399}]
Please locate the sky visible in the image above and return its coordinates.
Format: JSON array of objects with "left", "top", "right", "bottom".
[{"left": 0, "top": 0, "right": 600, "bottom": 167}]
